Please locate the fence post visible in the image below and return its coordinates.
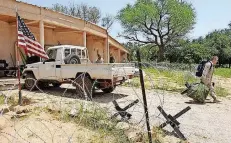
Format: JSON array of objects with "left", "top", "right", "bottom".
[{"left": 136, "top": 50, "right": 152, "bottom": 143}]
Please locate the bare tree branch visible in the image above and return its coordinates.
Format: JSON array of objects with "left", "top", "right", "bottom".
[
  {"left": 123, "top": 33, "right": 156, "bottom": 45},
  {"left": 162, "top": 19, "right": 171, "bottom": 38},
  {"left": 101, "top": 14, "right": 115, "bottom": 30},
  {"left": 51, "top": 3, "right": 101, "bottom": 24}
]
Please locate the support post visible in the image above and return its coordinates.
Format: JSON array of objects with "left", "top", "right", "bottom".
[
  {"left": 83, "top": 31, "right": 87, "bottom": 47},
  {"left": 107, "top": 31, "right": 110, "bottom": 63},
  {"left": 39, "top": 20, "right": 44, "bottom": 49},
  {"left": 137, "top": 50, "right": 152, "bottom": 143},
  {"left": 118, "top": 49, "right": 121, "bottom": 63},
  {"left": 104, "top": 36, "right": 109, "bottom": 63}
]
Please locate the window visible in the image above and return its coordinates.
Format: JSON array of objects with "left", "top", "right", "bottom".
[
  {"left": 71, "top": 48, "right": 76, "bottom": 55},
  {"left": 82, "top": 50, "right": 86, "bottom": 58},
  {"left": 64, "top": 48, "right": 70, "bottom": 58},
  {"left": 47, "top": 49, "right": 57, "bottom": 60},
  {"left": 77, "top": 49, "right": 81, "bottom": 57}
]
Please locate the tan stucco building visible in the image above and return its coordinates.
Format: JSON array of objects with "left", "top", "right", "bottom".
[{"left": 0, "top": 0, "right": 128, "bottom": 66}]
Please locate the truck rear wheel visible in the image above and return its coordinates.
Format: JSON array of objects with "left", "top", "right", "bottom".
[
  {"left": 52, "top": 83, "right": 61, "bottom": 88},
  {"left": 101, "top": 86, "right": 115, "bottom": 93},
  {"left": 37, "top": 81, "right": 50, "bottom": 89},
  {"left": 25, "top": 73, "right": 36, "bottom": 91},
  {"left": 75, "top": 77, "right": 94, "bottom": 100}
]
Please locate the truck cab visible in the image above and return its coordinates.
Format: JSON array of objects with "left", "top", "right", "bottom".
[{"left": 46, "top": 45, "right": 90, "bottom": 64}]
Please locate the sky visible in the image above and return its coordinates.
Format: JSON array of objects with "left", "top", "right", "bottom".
[{"left": 19, "top": 0, "right": 231, "bottom": 42}]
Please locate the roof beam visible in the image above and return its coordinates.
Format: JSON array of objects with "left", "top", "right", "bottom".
[
  {"left": 44, "top": 25, "right": 56, "bottom": 29},
  {"left": 10, "top": 20, "right": 39, "bottom": 26},
  {"left": 54, "top": 29, "right": 82, "bottom": 33}
]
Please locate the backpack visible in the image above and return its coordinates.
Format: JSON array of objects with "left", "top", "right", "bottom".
[{"left": 195, "top": 61, "right": 212, "bottom": 77}]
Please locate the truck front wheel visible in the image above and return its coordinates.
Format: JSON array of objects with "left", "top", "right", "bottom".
[
  {"left": 25, "top": 73, "right": 36, "bottom": 91},
  {"left": 101, "top": 86, "right": 115, "bottom": 93},
  {"left": 75, "top": 77, "right": 94, "bottom": 100}
]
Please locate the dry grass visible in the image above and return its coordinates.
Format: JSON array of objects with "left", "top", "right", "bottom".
[
  {"left": 124, "top": 68, "right": 197, "bottom": 92},
  {"left": 43, "top": 103, "right": 131, "bottom": 143},
  {"left": 124, "top": 68, "right": 229, "bottom": 97},
  {"left": 214, "top": 68, "right": 231, "bottom": 78},
  {"left": 0, "top": 95, "right": 4, "bottom": 105}
]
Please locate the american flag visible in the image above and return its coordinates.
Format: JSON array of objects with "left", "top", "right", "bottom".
[{"left": 17, "top": 13, "right": 49, "bottom": 59}]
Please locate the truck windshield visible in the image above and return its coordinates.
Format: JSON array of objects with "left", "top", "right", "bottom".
[{"left": 47, "top": 49, "right": 57, "bottom": 60}]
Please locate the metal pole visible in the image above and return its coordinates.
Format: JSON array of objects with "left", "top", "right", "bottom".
[
  {"left": 16, "top": 10, "right": 22, "bottom": 105},
  {"left": 136, "top": 50, "right": 152, "bottom": 143}
]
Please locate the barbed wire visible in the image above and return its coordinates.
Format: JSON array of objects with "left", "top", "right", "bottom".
[{"left": 0, "top": 62, "right": 229, "bottom": 143}]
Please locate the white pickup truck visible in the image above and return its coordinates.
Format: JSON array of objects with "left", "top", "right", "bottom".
[{"left": 22, "top": 45, "right": 135, "bottom": 99}]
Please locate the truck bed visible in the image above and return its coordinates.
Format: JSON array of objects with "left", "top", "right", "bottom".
[{"left": 58, "top": 63, "right": 135, "bottom": 80}]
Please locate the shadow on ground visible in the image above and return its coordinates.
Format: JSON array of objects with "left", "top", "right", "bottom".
[
  {"left": 184, "top": 100, "right": 217, "bottom": 105},
  {"left": 23, "top": 86, "right": 129, "bottom": 104}
]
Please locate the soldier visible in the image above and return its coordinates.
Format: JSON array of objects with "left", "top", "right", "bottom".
[
  {"left": 95, "top": 54, "right": 104, "bottom": 63},
  {"left": 109, "top": 53, "right": 115, "bottom": 63},
  {"left": 201, "top": 56, "right": 221, "bottom": 103}
]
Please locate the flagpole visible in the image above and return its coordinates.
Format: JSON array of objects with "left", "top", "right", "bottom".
[{"left": 16, "top": 8, "right": 22, "bottom": 105}]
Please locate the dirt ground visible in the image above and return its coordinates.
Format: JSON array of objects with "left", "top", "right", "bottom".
[
  {"left": 1, "top": 80, "right": 231, "bottom": 143},
  {"left": 0, "top": 112, "right": 106, "bottom": 143},
  {"left": 0, "top": 87, "right": 119, "bottom": 143}
]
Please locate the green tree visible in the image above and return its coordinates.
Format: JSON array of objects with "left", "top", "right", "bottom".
[
  {"left": 118, "top": 0, "right": 196, "bottom": 61},
  {"left": 165, "top": 38, "right": 190, "bottom": 62},
  {"left": 204, "top": 30, "right": 231, "bottom": 66},
  {"left": 181, "top": 43, "right": 212, "bottom": 63},
  {"left": 140, "top": 45, "right": 158, "bottom": 62},
  {"left": 122, "top": 42, "right": 140, "bottom": 61}
]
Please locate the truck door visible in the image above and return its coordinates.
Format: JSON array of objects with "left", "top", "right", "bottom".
[
  {"left": 38, "top": 49, "right": 57, "bottom": 80},
  {"left": 55, "top": 48, "right": 62, "bottom": 79}
]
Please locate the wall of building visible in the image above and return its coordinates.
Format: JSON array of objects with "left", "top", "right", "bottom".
[
  {"left": 55, "top": 32, "right": 83, "bottom": 46},
  {"left": 110, "top": 46, "right": 120, "bottom": 63},
  {"left": 44, "top": 29, "right": 55, "bottom": 47},
  {"left": 15, "top": 26, "right": 84, "bottom": 50},
  {"left": 121, "top": 52, "right": 128, "bottom": 62},
  {"left": 109, "top": 46, "right": 128, "bottom": 63},
  {"left": 0, "top": 21, "right": 15, "bottom": 66},
  {"left": 87, "top": 36, "right": 105, "bottom": 62}
]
